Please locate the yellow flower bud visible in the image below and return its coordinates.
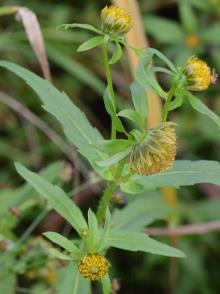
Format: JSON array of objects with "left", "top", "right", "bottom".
[
  {"left": 130, "top": 122, "right": 176, "bottom": 176},
  {"left": 78, "top": 253, "right": 108, "bottom": 281},
  {"left": 184, "top": 56, "right": 212, "bottom": 91},
  {"left": 101, "top": 5, "right": 132, "bottom": 36}
]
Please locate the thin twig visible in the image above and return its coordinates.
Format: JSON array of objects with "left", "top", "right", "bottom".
[{"left": 145, "top": 221, "right": 220, "bottom": 236}]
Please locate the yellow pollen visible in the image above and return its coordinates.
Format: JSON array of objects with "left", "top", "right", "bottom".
[
  {"left": 184, "top": 56, "right": 212, "bottom": 91},
  {"left": 78, "top": 253, "right": 108, "bottom": 281},
  {"left": 101, "top": 5, "right": 132, "bottom": 36}
]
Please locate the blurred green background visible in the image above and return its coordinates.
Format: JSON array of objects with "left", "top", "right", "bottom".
[{"left": 0, "top": 0, "right": 220, "bottom": 293}]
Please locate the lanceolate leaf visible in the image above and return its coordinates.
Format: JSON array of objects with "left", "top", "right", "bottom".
[
  {"left": 77, "top": 36, "right": 104, "bottom": 52},
  {"left": 109, "top": 41, "right": 123, "bottom": 64},
  {"left": 0, "top": 61, "right": 105, "bottom": 164},
  {"left": 121, "top": 160, "right": 220, "bottom": 194},
  {"left": 43, "top": 232, "right": 82, "bottom": 257},
  {"left": 107, "top": 229, "right": 185, "bottom": 257},
  {"left": 58, "top": 23, "right": 103, "bottom": 35},
  {"left": 130, "top": 80, "right": 148, "bottom": 122},
  {"left": 187, "top": 92, "right": 220, "bottom": 129},
  {"left": 15, "top": 163, "right": 88, "bottom": 235}
]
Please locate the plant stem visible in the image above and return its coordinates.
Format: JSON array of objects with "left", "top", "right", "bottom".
[
  {"left": 162, "top": 89, "right": 173, "bottom": 122},
  {"left": 102, "top": 35, "right": 117, "bottom": 139},
  {"left": 96, "top": 182, "right": 116, "bottom": 223}
]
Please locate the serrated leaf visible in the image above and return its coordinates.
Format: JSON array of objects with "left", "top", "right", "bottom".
[
  {"left": 187, "top": 93, "right": 220, "bottom": 129},
  {"left": 15, "top": 163, "right": 88, "bottom": 235},
  {"left": 130, "top": 80, "right": 148, "bottom": 122},
  {"left": 107, "top": 229, "right": 185, "bottom": 257},
  {"left": 43, "top": 232, "right": 82, "bottom": 258},
  {"left": 109, "top": 42, "right": 122, "bottom": 64},
  {"left": 0, "top": 61, "right": 105, "bottom": 166},
  {"left": 77, "top": 36, "right": 104, "bottom": 52},
  {"left": 121, "top": 160, "right": 220, "bottom": 194}
]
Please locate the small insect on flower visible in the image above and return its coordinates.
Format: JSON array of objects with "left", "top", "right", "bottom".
[
  {"left": 184, "top": 56, "right": 213, "bottom": 91},
  {"left": 130, "top": 122, "right": 176, "bottom": 176},
  {"left": 101, "top": 5, "right": 132, "bottom": 36},
  {"left": 78, "top": 253, "right": 108, "bottom": 281}
]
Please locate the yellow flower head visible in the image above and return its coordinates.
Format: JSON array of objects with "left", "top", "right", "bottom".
[
  {"left": 130, "top": 122, "right": 176, "bottom": 176},
  {"left": 184, "top": 56, "right": 211, "bottom": 91},
  {"left": 78, "top": 253, "right": 108, "bottom": 281},
  {"left": 101, "top": 5, "right": 132, "bottom": 36}
]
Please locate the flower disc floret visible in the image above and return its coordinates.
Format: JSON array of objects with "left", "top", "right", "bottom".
[
  {"left": 130, "top": 122, "right": 176, "bottom": 175},
  {"left": 78, "top": 253, "right": 108, "bottom": 281},
  {"left": 184, "top": 56, "right": 211, "bottom": 91},
  {"left": 101, "top": 5, "right": 132, "bottom": 36}
]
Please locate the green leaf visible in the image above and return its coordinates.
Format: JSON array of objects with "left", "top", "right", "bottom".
[
  {"left": 98, "top": 208, "right": 111, "bottom": 252},
  {"left": 201, "top": 23, "right": 220, "bottom": 45},
  {"left": 49, "top": 248, "right": 72, "bottom": 260},
  {"left": 94, "top": 139, "right": 133, "bottom": 155},
  {"left": 0, "top": 60, "right": 106, "bottom": 169},
  {"left": 109, "top": 42, "right": 123, "bottom": 64},
  {"left": 169, "top": 94, "right": 184, "bottom": 111},
  {"left": 47, "top": 45, "right": 105, "bottom": 95},
  {"left": 117, "top": 108, "right": 144, "bottom": 129},
  {"left": 101, "top": 275, "right": 111, "bottom": 294},
  {"left": 143, "top": 15, "right": 184, "bottom": 44},
  {"left": 77, "top": 36, "right": 104, "bottom": 52},
  {"left": 179, "top": 0, "right": 198, "bottom": 33},
  {"left": 121, "top": 160, "right": 220, "bottom": 194},
  {"left": 43, "top": 232, "right": 82, "bottom": 258},
  {"left": 0, "top": 161, "right": 63, "bottom": 217},
  {"left": 107, "top": 229, "right": 185, "bottom": 257},
  {"left": 187, "top": 93, "right": 220, "bottom": 129},
  {"left": 130, "top": 80, "right": 148, "bottom": 122},
  {"left": 112, "top": 193, "right": 171, "bottom": 231},
  {"left": 87, "top": 209, "right": 101, "bottom": 251},
  {"left": 15, "top": 163, "right": 88, "bottom": 235},
  {"left": 57, "top": 262, "right": 90, "bottom": 294},
  {"left": 97, "top": 147, "right": 132, "bottom": 167},
  {"left": 188, "top": 200, "right": 220, "bottom": 222},
  {"left": 136, "top": 58, "right": 167, "bottom": 97},
  {"left": 112, "top": 115, "right": 127, "bottom": 134},
  {"left": 58, "top": 23, "right": 103, "bottom": 35},
  {"left": 103, "top": 87, "right": 116, "bottom": 116},
  {"left": 148, "top": 48, "right": 177, "bottom": 73}
]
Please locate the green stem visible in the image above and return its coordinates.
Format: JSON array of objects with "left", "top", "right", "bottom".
[
  {"left": 162, "top": 89, "right": 173, "bottom": 122},
  {"left": 96, "top": 182, "right": 116, "bottom": 224},
  {"left": 102, "top": 35, "right": 116, "bottom": 139}
]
